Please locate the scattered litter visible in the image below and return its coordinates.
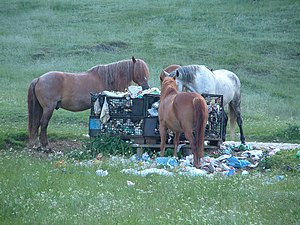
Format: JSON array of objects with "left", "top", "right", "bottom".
[
  {"left": 128, "top": 86, "right": 142, "bottom": 98},
  {"left": 241, "top": 150, "right": 263, "bottom": 161},
  {"left": 222, "top": 142, "right": 253, "bottom": 152},
  {"left": 121, "top": 168, "right": 174, "bottom": 177},
  {"left": 156, "top": 157, "right": 178, "bottom": 168},
  {"left": 59, "top": 141, "right": 299, "bottom": 179},
  {"left": 269, "top": 148, "right": 281, "bottom": 156},
  {"left": 226, "top": 168, "right": 235, "bottom": 176},
  {"left": 75, "top": 160, "right": 98, "bottom": 167},
  {"left": 226, "top": 156, "right": 251, "bottom": 168},
  {"left": 127, "top": 180, "right": 135, "bottom": 186},
  {"left": 96, "top": 169, "right": 108, "bottom": 176},
  {"left": 276, "top": 175, "right": 285, "bottom": 180},
  {"left": 264, "top": 175, "right": 285, "bottom": 185},
  {"left": 147, "top": 101, "right": 159, "bottom": 116},
  {"left": 142, "top": 152, "right": 150, "bottom": 161},
  {"left": 178, "top": 167, "right": 207, "bottom": 176},
  {"left": 241, "top": 170, "right": 249, "bottom": 176}
]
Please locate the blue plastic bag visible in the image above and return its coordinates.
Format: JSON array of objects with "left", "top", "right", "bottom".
[
  {"left": 156, "top": 157, "right": 178, "bottom": 167},
  {"left": 226, "top": 156, "right": 250, "bottom": 168}
]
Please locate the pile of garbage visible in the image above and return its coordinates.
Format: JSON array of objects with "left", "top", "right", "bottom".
[
  {"left": 52, "top": 141, "right": 300, "bottom": 178},
  {"left": 119, "top": 142, "right": 300, "bottom": 177}
]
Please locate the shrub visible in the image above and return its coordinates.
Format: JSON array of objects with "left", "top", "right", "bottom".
[{"left": 64, "top": 134, "right": 133, "bottom": 160}]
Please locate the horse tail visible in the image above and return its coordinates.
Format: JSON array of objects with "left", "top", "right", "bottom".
[
  {"left": 229, "top": 103, "right": 237, "bottom": 141},
  {"left": 193, "top": 97, "right": 208, "bottom": 158},
  {"left": 27, "top": 78, "right": 42, "bottom": 146}
]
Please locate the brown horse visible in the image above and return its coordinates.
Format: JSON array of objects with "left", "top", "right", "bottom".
[
  {"left": 159, "top": 75, "right": 208, "bottom": 167},
  {"left": 28, "top": 57, "right": 150, "bottom": 149}
]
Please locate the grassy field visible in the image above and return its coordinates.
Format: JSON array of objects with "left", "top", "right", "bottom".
[
  {"left": 1, "top": 148, "right": 300, "bottom": 225},
  {"left": 0, "top": 0, "right": 300, "bottom": 224},
  {"left": 0, "top": 0, "right": 299, "bottom": 148}
]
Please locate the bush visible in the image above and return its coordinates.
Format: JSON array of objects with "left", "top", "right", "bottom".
[
  {"left": 260, "top": 149, "right": 300, "bottom": 173},
  {"left": 64, "top": 134, "right": 133, "bottom": 160}
]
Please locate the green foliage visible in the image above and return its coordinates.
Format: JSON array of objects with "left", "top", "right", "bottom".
[
  {"left": 64, "top": 134, "right": 133, "bottom": 160},
  {"left": 260, "top": 149, "right": 300, "bottom": 173},
  {"left": 276, "top": 124, "right": 300, "bottom": 142},
  {"left": 86, "top": 134, "right": 133, "bottom": 156},
  {"left": 0, "top": 130, "right": 28, "bottom": 149}
]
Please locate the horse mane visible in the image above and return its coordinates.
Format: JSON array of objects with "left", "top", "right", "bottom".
[
  {"left": 175, "top": 65, "right": 213, "bottom": 83},
  {"left": 87, "top": 59, "right": 133, "bottom": 90},
  {"left": 161, "top": 77, "right": 178, "bottom": 98},
  {"left": 176, "top": 66, "right": 199, "bottom": 83}
]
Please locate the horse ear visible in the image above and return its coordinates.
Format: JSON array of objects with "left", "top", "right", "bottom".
[
  {"left": 160, "top": 74, "right": 164, "bottom": 82},
  {"left": 132, "top": 56, "right": 136, "bottom": 63},
  {"left": 162, "top": 70, "right": 169, "bottom": 77}
]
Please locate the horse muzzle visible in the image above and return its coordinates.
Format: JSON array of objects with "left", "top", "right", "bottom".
[{"left": 142, "top": 84, "right": 150, "bottom": 90}]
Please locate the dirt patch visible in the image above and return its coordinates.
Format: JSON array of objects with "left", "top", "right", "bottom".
[
  {"left": 28, "top": 140, "right": 300, "bottom": 155},
  {"left": 47, "top": 139, "right": 84, "bottom": 151}
]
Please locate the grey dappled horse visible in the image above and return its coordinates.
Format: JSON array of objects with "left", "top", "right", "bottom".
[{"left": 162, "top": 65, "right": 245, "bottom": 144}]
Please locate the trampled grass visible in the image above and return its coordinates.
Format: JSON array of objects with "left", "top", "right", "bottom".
[{"left": 1, "top": 149, "right": 299, "bottom": 225}]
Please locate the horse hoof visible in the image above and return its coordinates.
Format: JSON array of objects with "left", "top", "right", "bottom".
[
  {"left": 193, "top": 163, "right": 201, "bottom": 169},
  {"left": 43, "top": 147, "right": 53, "bottom": 153},
  {"left": 36, "top": 145, "right": 53, "bottom": 153},
  {"left": 33, "top": 145, "right": 42, "bottom": 151}
]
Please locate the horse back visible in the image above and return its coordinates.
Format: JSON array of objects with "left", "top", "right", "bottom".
[
  {"left": 173, "top": 92, "right": 205, "bottom": 128},
  {"left": 214, "top": 69, "right": 241, "bottom": 89},
  {"left": 213, "top": 69, "right": 241, "bottom": 105},
  {"left": 35, "top": 71, "right": 101, "bottom": 111}
]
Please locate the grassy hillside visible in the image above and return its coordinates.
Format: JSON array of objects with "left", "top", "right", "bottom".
[{"left": 0, "top": 0, "right": 299, "bottom": 148}]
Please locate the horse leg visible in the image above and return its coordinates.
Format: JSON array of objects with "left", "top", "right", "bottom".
[
  {"left": 28, "top": 105, "right": 42, "bottom": 148},
  {"left": 173, "top": 132, "right": 180, "bottom": 157},
  {"left": 31, "top": 111, "right": 42, "bottom": 148},
  {"left": 184, "top": 131, "right": 199, "bottom": 167},
  {"left": 39, "top": 107, "right": 55, "bottom": 150},
  {"left": 237, "top": 116, "right": 245, "bottom": 144},
  {"left": 222, "top": 112, "right": 228, "bottom": 142},
  {"left": 27, "top": 78, "right": 43, "bottom": 148},
  {"left": 229, "top": 102, "right": 245, "bottom": 144},
  {"left": 159, "top": 125, "right": 167, "bottom": 157}
]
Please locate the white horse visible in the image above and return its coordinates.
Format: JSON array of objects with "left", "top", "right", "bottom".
[{"left": 162, "top": 65, "right": 245, "bottom": 144}]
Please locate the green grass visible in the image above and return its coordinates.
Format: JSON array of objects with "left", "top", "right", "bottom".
[
  {"left": 1, "top": 149, "right": 299, "bottom": 225},
  {"left": 0, "top": 1, "right": 299, "bottom": 223},
  {"left": 1, "top": 0, "right": 299, "bottom": 147}
]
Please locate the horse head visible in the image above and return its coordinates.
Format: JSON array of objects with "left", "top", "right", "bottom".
[
  {"left": 132, "top": 56, "right": 150, "bottom": 90},
  {"left": 159, "top": 64, "right": 181, "bottom": 86},
  {"left": 160, "top": 76, "right": 179, "bottom": 98},
  {"left": 161, "top": 69, "right": 189, "bottom": 92}
]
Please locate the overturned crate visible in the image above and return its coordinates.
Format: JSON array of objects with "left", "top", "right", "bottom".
[{"left": 89, "top": 92, "right": 223, "bottom": 148}]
